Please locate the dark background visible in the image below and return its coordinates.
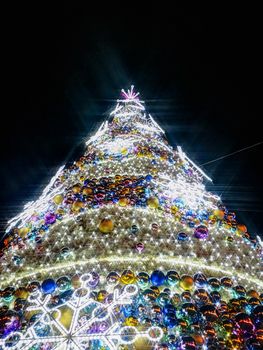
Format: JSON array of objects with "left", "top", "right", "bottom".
[{"left": 1, "top": 5, "right": 262, "bottom": 240}]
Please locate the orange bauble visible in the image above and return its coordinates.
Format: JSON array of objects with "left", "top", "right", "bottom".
[
  {"left": 237, "top": 224, "right": 247, "bottom": 233},
  {"left": 192, "top": 334, "right": 204, "bottom": 345},
  {"left": 213, "top": 209, "right": 225, "bottom": 220}
]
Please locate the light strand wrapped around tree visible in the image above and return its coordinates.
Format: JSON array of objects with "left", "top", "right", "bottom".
[{"left": 0, "top": 86, "right": 262, "bottom": 349}]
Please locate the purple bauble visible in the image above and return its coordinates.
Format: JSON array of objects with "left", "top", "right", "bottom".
[
  {"left": 194, "top": 225, "right": 209, "bottom": 239},
  {"left": 0, "top": 313, "right": 21, "bottom": 337},
  {"left": 44, "top": 212, "right": 57, "bottom": 225},
  {"left": 87, "top": 272, "right": 100, "bottom": 288}
]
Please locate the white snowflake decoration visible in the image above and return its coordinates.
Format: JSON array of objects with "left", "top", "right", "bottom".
[{"left": 0, "top": 274, "right": 162, "bottom": 350}]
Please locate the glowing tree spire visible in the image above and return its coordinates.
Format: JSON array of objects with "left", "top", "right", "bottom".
[{"left": 0, "top": 87, "right": 262, "bottom": 350}]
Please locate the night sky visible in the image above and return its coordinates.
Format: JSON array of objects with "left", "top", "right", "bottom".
[{"left": 1, "top": 5, "right": 262, "bottom": 240}]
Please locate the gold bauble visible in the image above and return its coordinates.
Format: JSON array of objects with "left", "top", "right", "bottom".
[
  {"left": 147, "top": 197, "right": 159, "bottom": 209},
  {"left": 72, "top": 184, "right": 81, "bottom": 193},
  {"left": 125, "top": 316, "right": 139, "bottom": 326},
  {"left": 14, "top": 288, "right": 29, "bottom": 299},
  {"left": 171, "top": 205, "right": 178, "bottom": 214},
  {"left": 19, "top": 227, "right": 30, "bottom": 238},
  {"left": 82, "top": 187, "right": 93, "bottom": 195},
  {"left": 118, "top": 197, "right": 128, "bottom": 207},
  {"left": 72, "top": 200, "right": 84, "bottom": 212},
  {"left": 120, "top": 270, "right": 137, "bottom": 284},
  {"left": 179, "top": 275, "right": 194, "bottom": 290},
  {"left": 213, "top": 209, "right": 225, "bottom": 220},
  {"left": 99, "top": 218, "right": 114, "bottom": 233},
  {"left": 53, "top": 194, "right": 64, "bottom": 205}
]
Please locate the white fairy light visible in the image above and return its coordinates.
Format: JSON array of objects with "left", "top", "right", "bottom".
[
  {"left": 177, "top": 145, "right": 212, "bottom": 182},
  {"left": 85, "top": 120, "right": 108, "bottom": 146},
  {"left": 1, "top": 86, "right": 262, "bottom": 350},
  {"left": 149, "top": 114, "right": 165, "bottom": 134},
  {"left": 6, "top": 165, "right": 65, "bottom": 232}
]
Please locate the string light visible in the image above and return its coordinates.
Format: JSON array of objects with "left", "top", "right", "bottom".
[{"left": 0, "top": 87, "right": 262, "bottom": 349}]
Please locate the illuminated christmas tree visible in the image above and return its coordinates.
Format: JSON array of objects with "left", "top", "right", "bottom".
[{"left": 0, "top": 86, "right": 262, "bottom": 349}]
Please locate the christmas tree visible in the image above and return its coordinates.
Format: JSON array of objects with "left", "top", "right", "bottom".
[{"left": 0, "top": 86, "right": 262, "bottom": 349}]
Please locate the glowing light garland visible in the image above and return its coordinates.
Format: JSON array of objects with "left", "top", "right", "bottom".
[
  {"left": 5, "top": 165, "right": 65, "bottom": 232},
  {"left": 1, "top": 87, "right": 262, "bottom": 350},
  {"left": 177, "top": 146, "right": 212, "bottom": 182}
]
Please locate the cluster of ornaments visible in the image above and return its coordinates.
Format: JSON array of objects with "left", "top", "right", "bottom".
[
  {"left": 0, "top": 269, "right": 263, "bottom": 349},
  {"left": 1, "top": 168, "right": 259, "bottom": 258},
  {"left": 0, "top": 87, "right": 262, "bottom": 349}
]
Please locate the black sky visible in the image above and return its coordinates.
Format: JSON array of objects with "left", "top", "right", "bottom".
[{"left": 1, "top": 5, "right": 262, "bottom": 239}]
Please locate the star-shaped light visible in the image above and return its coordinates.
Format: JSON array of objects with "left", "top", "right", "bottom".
[{"left": 121, "top": 85, "right": 140, "bottom": 101}]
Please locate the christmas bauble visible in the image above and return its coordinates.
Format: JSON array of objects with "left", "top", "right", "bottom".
[
  {"left": 235, "top": 313, "right": 254, "bottom": 333},
  {"left": 193, "top": 225, "right": 209, "bottom": 239},
  {"left": 56, "top": 276, "right": 71, "bottom": 292},
  {"left": 99, "top": 218, "right": 114, "bottom": 233},
  {"left": 179, "top": 275, "right": 194, "bottom": 290},
  {"left": 120, "top": 270, "right": 136, "bottom": 284},
  {"left": 177, "top": 232, "right": 189, "bottom": 242},
  {"left": 150, "top": 270, "right": 165, "bottom": 286},
  {"left": 41, "top": 279, "right": 56, "bottom": 294},
  {"left": 147, "top": 197, "right": 159, "bottom": 209},
  {"left": 106, "top": 272, "right": 120, "bottom": 285},
  {"left": 137, "top": 272, "right": 149, "bottom": 288},
  {"left": 53, "top": 194, "right": 63, "bottom": 205},
  {"left": 44, "top": 213, "right": 56, "bottom": 225},
  {"left": 166, "top": 270, "right": 179, "bottom": 286}
]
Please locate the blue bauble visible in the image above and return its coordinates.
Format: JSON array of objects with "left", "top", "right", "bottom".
[
  {"left": 87, "top": 272, "right": 100, "bottom": 288},
  {"left": 163, "top": 303, "right": 176, "bottom": 315},
  {"left": 193, "top": 273, "right": 207, "bottom": 288},
  {"left": 150, "top": 270, "right": 166, "bottom": 286},
  {"left": 185, "top": 210, "right": 194, "bottom": 217},
  {"left": 252, "top": 305, "right": 263, "bottom": 325},
  {"left": 112, "top": 197, "right": 119, "bottom": 203},
  {"left": 157, "top": 292, "right": 170, "bottom": 306},
  {"left": 164, "top": 314, "right": 177, "bottom": 328},
  {"left": 166, "top": 271, "right": 179, "bottom": 286},
  {"left": 173, "top": 198, "right": 184, "bottom": 208},
  {"left": 41, "top": 279, "right": 56, "bottom": 294},
  {"left": 210, "top": 291, "right": 221, "bottom": 303},
  {"left": 121, "top": 304, "right": 133, "bottom": 317},
  {"left": 177, "top": 232, "right": 189, "bottom": 242},
  {"left": 179, "top": 336, "right": 196, "bottom": 350},
  {"left": 145, "top": 174, "right": 152, "bottom": 182},
  {"left": 131, "top": 225, "right": 139, "bottom": 235}
]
